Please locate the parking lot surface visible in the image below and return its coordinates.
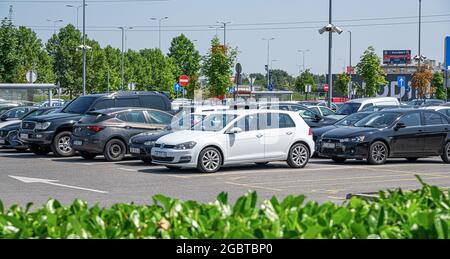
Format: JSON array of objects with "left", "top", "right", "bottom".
[{"left": 1, "top": 149, "right": 449, "bottom": 208}]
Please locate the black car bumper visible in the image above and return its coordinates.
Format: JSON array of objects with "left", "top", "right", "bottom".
[
  {"left": 72, "top": 135, "right": 106, "bottom": 154},
  {"left": 19, "top": 130, "right": 54, "bottom": 146},
  {"left": 318, "top": 141, "right": 370, "bottom": 159},
  {"left": 129, "top": 143, "right": 153, "bottom": 159}
]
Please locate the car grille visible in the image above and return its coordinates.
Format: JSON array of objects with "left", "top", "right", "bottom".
[
  {"left": 320, "top": 138, "right": 341, "bottom": 144},
  {"left": 152, "top": 156, "right": 174, "bottom": 162},
  {"left": 154, "top": 143, "right": 175, "bottom": 149},
  {"left": 22, "top": 121, "right": 36, "bottom": 130}
]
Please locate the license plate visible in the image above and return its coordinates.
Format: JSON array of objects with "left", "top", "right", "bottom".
[
  {"left": 155, "top": 151, "right": 167, "bottom": 157},
  {"left": 322, "top": 143, "right": 336, "bottom": 149},
  {"left": 0, "top": 139, "right": 5, "bottom": 144},
  {"left": 73, "top": 140, "right": 83, "bottom": 146},
  {"left": 130, "top": 148, "right": 141, "bottom": 154},
  {"left": 20, "top": 133, "right": 28, "bottom": 139}
]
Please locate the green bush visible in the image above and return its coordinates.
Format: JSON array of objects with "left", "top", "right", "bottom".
[{"left": 0, "top": 178, "right": 449, "bottom": 239}]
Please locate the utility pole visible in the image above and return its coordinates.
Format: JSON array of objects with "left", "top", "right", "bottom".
[
  {"left": 298, "top": 49, "right": 310, "bottom": 74},
  {"left": 66, "top": 4, "right": 86, "bottom": 30},
  {"left": 217, "top": 21, "right": 231, "bottom": 46},
  {"left": 263, "top": 38, "right": 275, "bottom": 89},
  {"left": 150, "top": 17, "right": 168, "bottom": 50},
  {"left": 348, "top": 31, "right": 352, "bottom": 99}
]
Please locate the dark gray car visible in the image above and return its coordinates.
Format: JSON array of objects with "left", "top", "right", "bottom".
[{"left": 72, "top": 108, "right": 173, "bottom": 161}]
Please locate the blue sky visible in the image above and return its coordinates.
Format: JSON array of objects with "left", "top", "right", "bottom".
[{"left": 2, "top": 0, "right": 450, "bottom": 76}]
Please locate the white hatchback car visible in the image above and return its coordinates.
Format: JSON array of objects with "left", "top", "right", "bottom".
[{"left": 151, "top": 110, "right": 314, "bottom": 173}]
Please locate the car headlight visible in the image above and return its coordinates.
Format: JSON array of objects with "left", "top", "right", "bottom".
[
  {"left": 174, "top": 141, "right": 197, "bottom": 150},
  {"left": 35, "top": 122, "right": 51, "bottom": 130},
  {"left": 341, "top": 136, "right": 365, "bottom": 143},
  {"left": 144, "top": 141, "right": 156, "bottom": 146}
]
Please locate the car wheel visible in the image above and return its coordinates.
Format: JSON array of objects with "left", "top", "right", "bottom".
[
  {"left": 368, "top": 141, "right": 388, "bottom": 165},
  {"left": 51, "top": 131, "right": 75, "bottom": 157},
  {"left": 332, "top": 157, "right": 347, "bottom": 163},
  {"left": 406, "top": 157, "right": 419, "bottom": 162},
  {"left": 104, "top": 139, "right": 126, "bottom": 162},
  {"left": 79, "top": 151, "right": 97, "bottom": 160},
  {"left": 287, "top": 143, "right": 310, "bottom": 168},
  {"left": 141, "top": 158, "right": 152, "bottom": 164},
  {"left": 30, "top": 144, "right": 50, "bottom": 155},
  {"left": 441, "top": 142, "right": 450, "bottom": 164},
  {"left": 255, "top": 162, "right": 269, "bottom": 166},
  {"left": 197, "top": 147, "right": 222, "bottom": 173}
]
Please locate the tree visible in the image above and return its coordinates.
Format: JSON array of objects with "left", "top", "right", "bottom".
[
  {"left": 46, "top": 24, "right": 83, "bottom": 98},
  {"left": 356, "top": 46, "right": 386, "bottom": 97},
  {"left": 270, "top": 69, "right": 295, "bottom": 90},
  {"left": 202, "top": 37, "right": 237, "bottom": 98},
  {"left": 431, "top": 71, "right": 445, "bottom": 100},
  {"left": 168, "top": 34, "right": 201, "bottom": 98},
  {"left": 0, "top": 18, "right": 19, "bottom": 83},
  {"left": 294, "top": 69, "right": 315, "bottom": 94},
  {"left": 411, "top": 65, "right": 434, "bottom": 99},
  {"left": 248, "top": 73, "right": 266, "bottom": 86},
  {"left": 335, "top": 73, "right": 350, "bottom": 97}
]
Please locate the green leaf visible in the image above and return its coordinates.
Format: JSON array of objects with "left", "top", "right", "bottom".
[{"left": 332, "top": 208, "right": 351, "bottom": 225}]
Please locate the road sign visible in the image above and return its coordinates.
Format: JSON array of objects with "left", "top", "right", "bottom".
[
  {"left": 305, "top": 84, "right": 312, "bottom": 93},
  {"left": 174, "top": 83, "right": 181, "bottom": 93},
  {"left": 397, "top": 76, "right": 406, "bottom": 88},
  {"left": 324, "top": 84, "right": 329, "bottom": 92},
  {"left": 268, "top": 84, "right": 273, "bottom": 91},
  {"left": 235, "top": 63, "right": 242, "bottom": 74},
  {"left": 179, "top": 75, "right": 189, "bottom": 87},
  {"left": 25, "top": 70, "right": 37, "bottom": 83},
  {"left": 228, "top": 86, "right": 236, "bottom": 93}
]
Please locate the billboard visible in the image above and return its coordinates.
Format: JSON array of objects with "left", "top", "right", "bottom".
[{"left": 383, "top": 50, "right": 412, "bottom": 65}]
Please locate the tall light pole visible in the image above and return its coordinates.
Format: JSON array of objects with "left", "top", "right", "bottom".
[
  {"left": 217, "top": 21, "right": 231, "bottom": 46},
  {"left": 319, "top": 0, "right": 343, "bottom": 108},
  {"left": 297, "top": 49, "right": 310, "bottom": 74},
  {"left": 118, "top": 26, "right": 133, "bottom": 91},
  {"left": 414, "top": 0, "right": 426, "bottom": 67},
  {"left": 348, "top": 30, "right": 352, "bottom": 99},
  {"left": 66, "top": 3, "right": 86, "bottom": 30},
  {"left": 209, "top": 25, "right": 223, "bottom": 38},
  {"left": 150, "top": 17, "right": 168, "bottom": 50},
  {"left": 46, "top": 19, "right": 63, "bottom": 34},
  {"left": 263, "top": 38, "right": 275, "bottom": 89}
]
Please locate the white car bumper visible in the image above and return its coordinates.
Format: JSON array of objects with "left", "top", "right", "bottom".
[{"left": 151, "top": 147, "right": 198, "bottom": 168}]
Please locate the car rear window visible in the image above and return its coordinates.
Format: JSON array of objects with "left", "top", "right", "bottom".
[
  {"left": 63, "top": 96, "right": 98, "bottom": 114},
  {"left": 139, "top": 95, "right": 169, "bottom": 111}
]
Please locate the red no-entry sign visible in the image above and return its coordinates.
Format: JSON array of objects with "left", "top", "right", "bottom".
[
  {"left": 179, "top": 75, "right": 189, "bottom": 87},
  {"left": 324, "top": 84, "right": 329, "bottom": 92}
]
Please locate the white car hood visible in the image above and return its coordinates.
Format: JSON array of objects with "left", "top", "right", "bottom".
[
  {"left": 156, "top": 130, "right": 218, "bottom": 145},
  {"left": 0, "top": 120, "right": 19, "bottom": 129}
]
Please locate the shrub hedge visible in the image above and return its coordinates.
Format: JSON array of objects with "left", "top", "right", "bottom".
[{"left": 0, "top": 177, "right": 449, "bottom": 239}]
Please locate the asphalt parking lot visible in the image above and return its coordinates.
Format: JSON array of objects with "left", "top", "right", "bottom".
[{"left": 0, "top": 149, "right": 449, "bottom": 208}]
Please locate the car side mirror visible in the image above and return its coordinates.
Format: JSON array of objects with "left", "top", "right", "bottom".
[
  {"left": 314, "top": 114, "right": 322, "bottom": 121},
  {"left": 394, "top": 122, "right": 406, "bottom": 130},
  {"left": 0, "top": 114, "right": 7, "bottom": 121},
  {"left": 227, "top": 127, "right": 243, "bottom": 134}
]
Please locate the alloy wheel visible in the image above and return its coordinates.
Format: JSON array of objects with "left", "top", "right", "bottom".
[
  {"left": 58, "top": 136, "right": 72, "bottom": 154},
  {"left": 371, "top": 143, "right": 387, "bottom": 163},
  {"left": 292, "top": 145, "right": 308, "bottom": 167},
  {"left": 201, "top": 150, "right": 220, "bottom": 171},
  {"left": 109, "top": 143, "right": 123, "bottom": 158}
]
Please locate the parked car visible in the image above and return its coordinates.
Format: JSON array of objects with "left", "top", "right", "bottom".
[
  {"left": 331, "top": 97, "right": 400, "bottom": 119},
  {"left": 258, "top": 102, "right": 337, "bottom": 128},
  {"left": 72, "top": 108, "right": 173, "bottom": 161},
  {"left": 306, "top": 105, "right": 335, "bottom": 117},
  {"left": 19, "top": 91, "right": 172, "bottom": 157},
  {"left": 37, "top": 99, "right": 66, "bottom": 107},
  {"left": 129, "top": 112, "right": 208, "bottom": 163},
  {"left": 408, "top": 99, "right": 445, "bottom": 107},
  {"left": 360, "top": 105, "right": 413, "bottom": 112},
  {"left": 299, "top": 100, "right": 327, "bottom": 107},
  {"left": 171, "top": 98, "right": 193, "bottom": 111},
  {"left": 174, "top": 105, "right": 229, "bottom": 119},
  {"left": 0, "top": 104, "right": 21, "bottom": 116},
  {"left": 151, "top": 110, "right": 315, "bottom": 173},
  {"left": 317, "top": 109, "right": 450, "bottom": 164},
  {"left": 0, "top": 107, "right": 59, "bottom": 150},
  {"left": 421, "top": 106, "right": 450, "bottom": 117},
  {"left": 0, "top": 106, "right": 36, "bottom": 129},
  {"left": 312, "top": 112, "right": 372, "bottom": 142}
]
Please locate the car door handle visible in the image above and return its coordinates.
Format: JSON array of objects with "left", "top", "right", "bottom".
[
  {"left": 256, "top": 134, "right": 264, "bottom": 138},
  {"left": 286, "top": 131, "right": 293, "bottom": 135}
]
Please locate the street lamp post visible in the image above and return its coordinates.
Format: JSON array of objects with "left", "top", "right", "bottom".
[
  {"left": 318, "top": 0, "right": 343, "bottom": 108},
  {"left": 297, "top": 49, "right": 310, "bottom": 74},
  {"left": 118, "top": 26, "right": 133, "bottom": 91},
  {"left": 271, "top": 59, "right": 277, "bottom": 89},
  {"left": 150, "top": 17, "right": 168, "bottom": 50},
  {"left": 46, "top": 19, "right": 63, "bottom": 35},
  {"left": 66, "top": 3, "right": 86, "bottom": 30},
  {"left": 262, "top": 38, "right": 275, "bottom": 89},
  {"left": 348, "top": 31, "right": 352, "bottom": 99},
  {"left": 217, "top": 21, "right": 231, "bottom": 46}
]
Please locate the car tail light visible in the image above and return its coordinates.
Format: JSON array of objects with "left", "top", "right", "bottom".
[
  {"left": 86, "top": 125, "right": 105, "bottom": 133},
  {"left": 308, "top": 128, "right": 312, "bottom": 136}
]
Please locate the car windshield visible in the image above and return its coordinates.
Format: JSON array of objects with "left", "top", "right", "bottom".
[
  {"left": 192, "top": 114, "right": 238, "bottom": 132},
  {"left": 335, "top": 113, "right": 369, "bottom": 126},
  {"left": 21, "top": 109, "right": 44, "bottom": 119},
  {"left": 336, "top": 103, "right": 361, "bottom": 115},
  {"left": 354, "top": 112, "right": 400, "bottom": 128},
  {"left": 168, "top": 114, "right": 205, "bottom": 130},
  {"left": 62, "top": 96, "right": 98, "bottom": 114}
]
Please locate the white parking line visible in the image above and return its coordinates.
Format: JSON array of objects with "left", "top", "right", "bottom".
[{"left": 225, "top": 181, "right": 283, "bottom": 192}]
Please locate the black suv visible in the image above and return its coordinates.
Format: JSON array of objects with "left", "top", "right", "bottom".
[{"left": 19, "top": 92, "right": 171, "bottom": 157}]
